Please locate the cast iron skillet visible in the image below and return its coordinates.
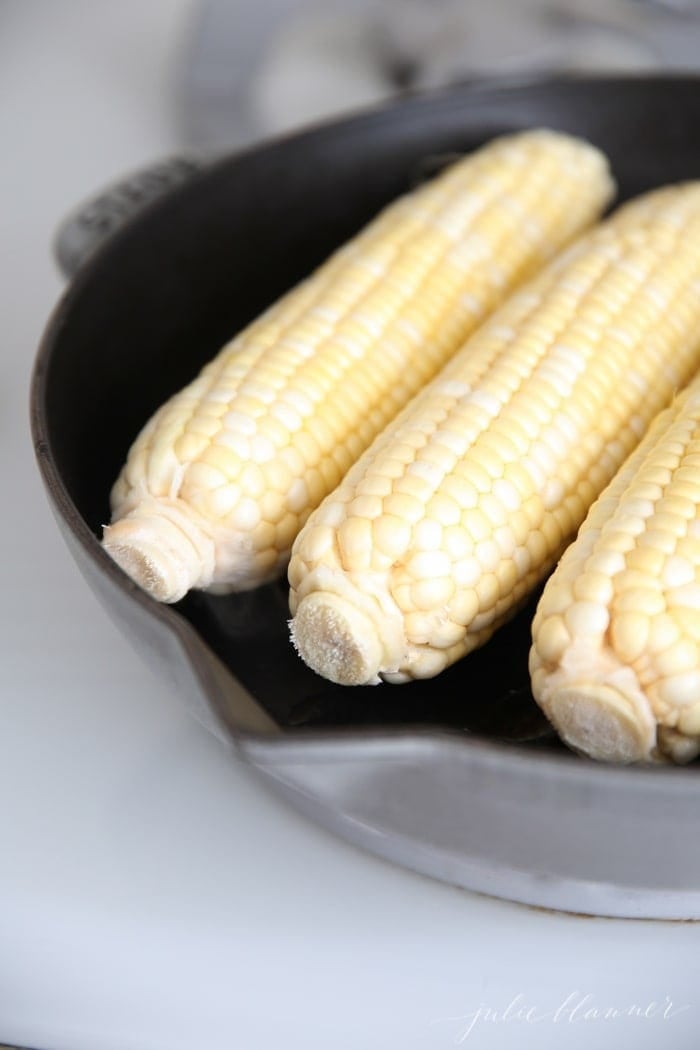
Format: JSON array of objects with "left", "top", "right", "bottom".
[{"left": 32, "top": 76, "right": 700, "bottom": 919}]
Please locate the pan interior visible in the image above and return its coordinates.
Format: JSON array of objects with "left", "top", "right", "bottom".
[{"left": 36, "top": 77, "right": 700, "bottom": 755}]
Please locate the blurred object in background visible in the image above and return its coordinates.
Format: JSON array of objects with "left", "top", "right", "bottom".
[{"left": 179, "top": 0, "right": 700, "bottom": 152}]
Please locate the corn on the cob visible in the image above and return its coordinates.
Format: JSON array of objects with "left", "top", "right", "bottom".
[
  {"left": 289, "top": 183, "right": 700, "bottom": 686},
  {"left": 102, "top": 130, "right": 612, "bottom": 602},
  {"left": 530, "top": 370, "right": 700, "bottom": 765}
]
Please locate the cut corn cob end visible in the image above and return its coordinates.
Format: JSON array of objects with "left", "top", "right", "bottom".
[
  {"left": 288, "top": 560, "right": 408, "bottom": 684},
  {"left": 530, "top": 381, "right": 700, "bottom": 764},
  {"left": 102, "top": 497, "right": 217, "bottom": 603},
  {"left": 528, "top": 640, "right": 660, "bottom": 764},
  {"left": 537, "top": 684, "right": 655, "bottom": 765},
  {"left": 290, "top": 593, "right": 385, "bottom": 686}
]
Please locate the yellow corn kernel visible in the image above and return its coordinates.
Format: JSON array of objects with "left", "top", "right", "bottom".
[
  {"left": 289, "top": 182, "right": 700, "bottom": 685},
  {"left": 104, "top": 129, "right": 613, "bottom": 601}
]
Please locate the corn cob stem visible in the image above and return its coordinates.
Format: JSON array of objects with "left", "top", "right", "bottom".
[
  {"left": 102, "top": 497, "right": 216, "bottom": 601},
  {"left": 289, "top": 183, "right": 700, "bottom": 686},
  {"left": 103, "top": 130, "right": 613, "bottom": 601},
  {"left": 530, "top": 375, "right": 700, "bottom": 764}
]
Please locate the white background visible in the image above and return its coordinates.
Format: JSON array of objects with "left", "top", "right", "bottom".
[{"left": 2, "top": 2, "right": 700, "bottom": 1048}]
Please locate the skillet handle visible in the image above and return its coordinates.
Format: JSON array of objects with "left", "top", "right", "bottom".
[{"left": 53, "top": 155, "right": 206, "bottom": 279}]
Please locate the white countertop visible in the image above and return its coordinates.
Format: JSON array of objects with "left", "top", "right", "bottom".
[{"left": 2, "top": 3, "right": 700, "bottom": 1048}]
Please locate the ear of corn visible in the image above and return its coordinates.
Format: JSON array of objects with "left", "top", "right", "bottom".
[
  {"left": 102, "top": 130, "right": 613, "bottom": 601},
  {"left": 289, "top": 183, "right": 700, "bottom": 686},
  {"left": 530, "top": 370, "right": 700, "bottom": 765}
]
